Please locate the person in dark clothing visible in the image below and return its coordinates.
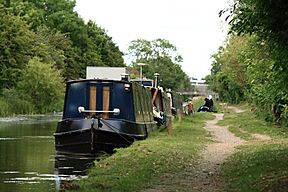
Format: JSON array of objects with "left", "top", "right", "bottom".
[
  {"left": 205, "top": 95, "right": 214, "bottom": 111},
  {"left": 197, "top": 95, "right": 214, "bottom": 112}
]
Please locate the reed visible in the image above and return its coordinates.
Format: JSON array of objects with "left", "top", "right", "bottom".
[
  {"left": 0, "top": 92, "right": 63, "bottom": 117},
  {"left": 0, "top": 95, "right": 35, "bottom": 116},
  {"left": 0, "top": 97, "right": 12, "bottom": 117}
]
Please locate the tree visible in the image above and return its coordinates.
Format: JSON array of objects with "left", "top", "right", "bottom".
[
  {"left": 128, "top": 39, "right": 183, "bottom": 65},
  {"left": 127, "top": 39, "right": 191, "bottom": 91},
  {"left": 206, "top": 35, "right": 249, "bottom": 103},
  {"left": 16, "top": 57, "right": 65, "bottom": 113},
  {"left": 0, "top": 8, "right": 38, "bottom": 89},
  {"left": 0, "top": 0, "right": 126, "bottom": 115},
  {"left": 220, "top": 0, "right": 288, "bottom": 125},
  {"left": 1, "top": 0, "right": 125, "bottom": 80},
  {"left": 0, "top": 5, "right": 76, "bottom": 89},
  {"left": 225, "top": 0, "right": 288, "bottom": 45},
  {"left": 86, "top": 21, "right": 124, "bottom": 67},
  {"left": 34, "top": 26, "right": 81, "bottom": 80},
  {"left": 208, "top": 32, "right": 288, "bottom": 125}
]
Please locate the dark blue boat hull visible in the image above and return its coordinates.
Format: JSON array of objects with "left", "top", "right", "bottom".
[{"left": 54, "top": 118, "right": 157, "bottom": 155}]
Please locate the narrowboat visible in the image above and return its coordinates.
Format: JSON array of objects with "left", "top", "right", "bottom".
[
  {"left": 150, "top": 86, "right": 171, "bottom": 126},
  {"left": 131, "top": 74, "right": 172, "bottom": 126},
  {"left": 54, "top": 78, "right": 158, "bottom": 155}
]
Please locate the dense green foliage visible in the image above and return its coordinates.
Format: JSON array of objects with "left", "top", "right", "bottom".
[
  {"left": 206, "top": 36, "right": 249, "bottom": 104},
  {"left": 17, "top": 57, "right": 65, "bottom": 113},
  {"left": 72, "top": 113, "right": 214, "bottom": 191},
  {"left": 227, "top": 0, "right": 288, "bottom": 45},
  {"left": 1, "top": 0, "right": 125, "bottom": 82},
  {"left": 207, "top": 0, "right": 288, "bottom": 126},
  {"left": 0, "top": 0, "right": 124, "bottom": 115},
  {"left": 0, "top": 57, "right": 64, "bottom": 115},
  {"left": 128, "top": 39, "right": 192, "bottom": 91}
]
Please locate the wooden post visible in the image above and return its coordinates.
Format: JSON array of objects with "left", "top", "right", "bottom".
[
  {"left": 167, "top": 115, "right": 173, "bottom": 135},
  {"left": 177, "top": 109, "right": 182, "bottom": 122}
]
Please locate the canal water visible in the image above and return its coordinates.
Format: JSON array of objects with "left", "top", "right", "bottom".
[{"left": 0, "top": 116, "right": 94, "bottom": 192}]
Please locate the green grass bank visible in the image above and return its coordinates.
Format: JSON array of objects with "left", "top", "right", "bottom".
[
  {"left": 72, "top": 113, "right": 214, "bottom": 192},
  {"left": 219, "top": 105, "right": 288, "bottom": 192}
]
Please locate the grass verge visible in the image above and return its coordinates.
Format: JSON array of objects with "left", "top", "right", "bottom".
[
  {"left": 72, "top": 113, "right": 214, "bottom": 192},
  {"left": 222, "top": 141, "right": 288, "bottom": 192},
  {"left": 219, "top": 105, "right": 288, "bottom": 192}
]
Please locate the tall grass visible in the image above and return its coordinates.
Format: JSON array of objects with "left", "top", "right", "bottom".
[
  {"left": 0, "top": 87, "right": 64, "bottom": 116},
  {"left": 0, "top": 96, "right": 35, "bottom": 116},
  {"left": 0, "top": 97, "right": 12, "bottom": 117}
]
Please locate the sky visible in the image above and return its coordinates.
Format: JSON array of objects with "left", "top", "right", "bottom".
[{"left": 75, "top": 0, "right": 230, "bottom": 79}]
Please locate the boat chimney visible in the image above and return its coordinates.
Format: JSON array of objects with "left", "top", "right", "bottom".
[{"left": 154, "top": 73, "right": 159, "bottom": 88}]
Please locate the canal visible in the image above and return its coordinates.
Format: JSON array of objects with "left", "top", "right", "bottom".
[{"left": 0, "top": 116, "right": 94, "bottom": 192}]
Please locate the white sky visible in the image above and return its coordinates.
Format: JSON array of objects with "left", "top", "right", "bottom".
[{"left": 75, "top": 0, "right": 229, "bottom": 79}]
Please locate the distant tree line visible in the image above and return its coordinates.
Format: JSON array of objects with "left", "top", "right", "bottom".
[
  {"left": 206, "top": 0, "right": 288, "bottom": 126},
  {"left": 0, "top": 0, "right": 192, "bottom": 116}
]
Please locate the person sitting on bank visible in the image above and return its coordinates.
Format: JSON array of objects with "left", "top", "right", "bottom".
[
  {"left": 197, "top": 95, "right": 214, "bottom": 112},
  {"left": 206, "top": 95, "right": 214, "bottom": 111}
]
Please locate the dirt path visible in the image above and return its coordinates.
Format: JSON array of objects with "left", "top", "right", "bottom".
[
  {"left": 227, "top": 106, "right": 246, "bottom": 113},
  {"left": 188, "top": 113, "right": 246, "bottom": 191},
  {"left": 143, "top": 108, "right": 271, "bottom": 192},
  {"left": 186, "top": 109, "right": 271, "bottom": 191},
  {"left": 142, "top": 113, "right": 246, "bottom": 192}
]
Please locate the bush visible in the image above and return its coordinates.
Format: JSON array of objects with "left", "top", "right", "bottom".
[{"left": 17, "top": 57, "right": 65, "bottom": 113}]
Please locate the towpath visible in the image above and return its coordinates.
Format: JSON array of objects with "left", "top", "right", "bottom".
[
  {"left": 143, "top": 107, "right": 271, "bottom": 191},
  {"left": 185, "top": 113, "right": 245, "bottom": 191}
]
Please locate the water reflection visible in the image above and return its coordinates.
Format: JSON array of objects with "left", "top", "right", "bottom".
[
  {"left": 55, "top": 153, "right": 95, "bottom": 176},
  {"left": 54, "top": 153, "right": 95, "bottom": 191},
  {"left": 0, "top": 115, "right": 96, "bottom": 192}
]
